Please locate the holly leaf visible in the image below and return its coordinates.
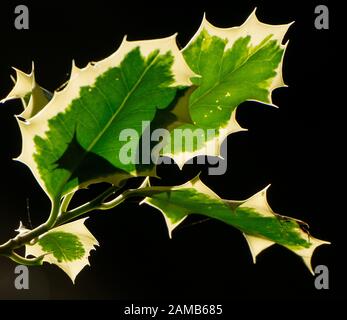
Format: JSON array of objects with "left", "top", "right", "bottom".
[
  {"left": 160, "top": 10, "right": 292, "bottom": 168},
  {"left": 0, "top": 64, "right": 52, "bottom": 119},
  {"left": 12, "top": 36, "right": 195, "bottom": 200},
  {"left": 141, "top": 176, "right": 330, "bottom": 273},
  {"left": 25, "top": 218, "right": 98, "bottom": 283}
]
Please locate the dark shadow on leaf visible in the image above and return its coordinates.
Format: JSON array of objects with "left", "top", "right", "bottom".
[
  {"left": 134, "top": 88, "right": 193, "bottom": 175},
  {"left": 55, "top": 130, "right": 128, "bottom": 186}
]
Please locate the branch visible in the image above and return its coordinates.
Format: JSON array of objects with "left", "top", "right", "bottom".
[
  {"left": 2, "top": 251, "right": 45, "bottom": 266},
  {"left": 0, "top": 199, "right": 60, "bottom": 254},
  {"left": 56, "top": 184, "right": 173, "bottom": 226},
  {"left": 0, "top": 180, "right": 172, "bottom": 264}
]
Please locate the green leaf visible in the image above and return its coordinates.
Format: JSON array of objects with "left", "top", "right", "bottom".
[
  {"left": 38, "top": 232, "right": 85, "bottom": 263},
  {"left": 14, "top": 36, "right": 195, "bottom": 200},
  {"left": 25, "top": 218, "right": 98, "bottom": 283},
  {"left": 142, "top": 176, "right": 330, "bottom": 274},
  {"left": 160, "top": 10, "right": 292, "bottom": 167}
]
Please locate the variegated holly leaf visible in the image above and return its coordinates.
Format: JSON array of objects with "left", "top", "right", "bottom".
[
  {"left": 8, "top": 36, "right": 195, "bottom": 201},
  {"left": 0, "top": 64, "right": 52, "bottom": 119},
  {"left": 25, "top": 218, "right": 98, "bottom": 283},
  {"left": 141, "top": 176, "right": 329, "bottom": 274},
  {"left": 159, "top": 10, "right": 292, "bottom": 168}
]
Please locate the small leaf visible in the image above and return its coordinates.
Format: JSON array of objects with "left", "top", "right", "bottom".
[
  {"left": 25, "top": 218, "right": 98, "bottom": 283},
  {"left": 15, "top": 221, "right": 30, "bottom": 235},
  {"left": 38, "top": 232, "right": 85, "bottom": 263},
  {"left": 142, "top": 176, "right": 329, "bottom": 273},
  {"left": 1, "top": 64, "right": 52, "bottom": 119}
]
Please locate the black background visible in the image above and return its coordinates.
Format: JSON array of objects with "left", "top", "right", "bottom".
[{"left": 0, "top": 0, "right": 343, "bottom": 303}]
